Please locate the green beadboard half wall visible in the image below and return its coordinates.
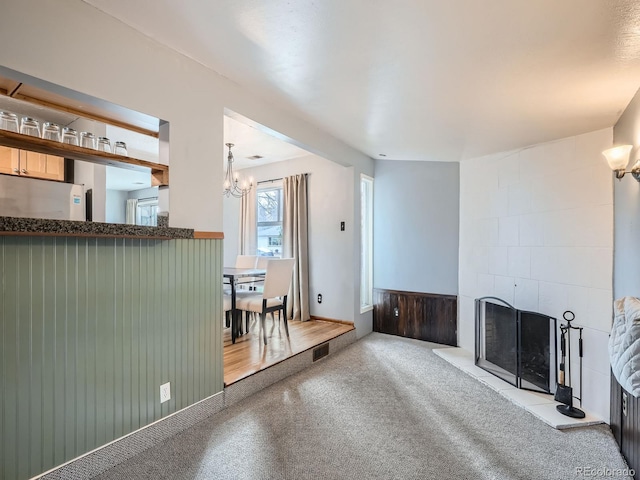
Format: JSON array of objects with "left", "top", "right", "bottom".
[{"left": 0, "top": 236, "right": 224, "bottom": 480}]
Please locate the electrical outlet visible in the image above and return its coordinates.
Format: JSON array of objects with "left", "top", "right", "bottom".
[
  {"left": 160, "top": 382, "right": 171, "bottom": 403},
  {"left": 340, "top": 221, "right": 345, "bottom": 231},
  {"left": 317, "top": 293, "right": 323, "bottom": 303}
]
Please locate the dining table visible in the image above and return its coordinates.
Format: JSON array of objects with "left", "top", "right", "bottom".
[{"left": 223, "top": 267, "right": 267, "bottom": 343}]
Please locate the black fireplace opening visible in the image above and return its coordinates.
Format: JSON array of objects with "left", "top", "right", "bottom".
[
  {"left": 519, "top": 311, "right": 555, "bottom": 392},
  {"left": 482, "top": 301, "right": 518, "bottom": 386},
  {"left": 475, "top": 297, "right": 557, "bottom": 394}
]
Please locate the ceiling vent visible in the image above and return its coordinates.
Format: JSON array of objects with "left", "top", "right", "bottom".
[{"left": 247, "top": 155, "right": 263, "bottom": 160}]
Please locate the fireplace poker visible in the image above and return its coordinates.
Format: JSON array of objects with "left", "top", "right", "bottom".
[
  {"left": 559, "top": 328, "right": 566, "bottom": 386},
  {"left": 578, "top": 327, "right": 583, "bottom": 405},
  {"left": 554, "top": 310, "right": 585, "bottom": 418}
]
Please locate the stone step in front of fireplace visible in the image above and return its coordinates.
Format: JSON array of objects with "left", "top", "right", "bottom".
[{"left": 433, "top": 347, "right": 604, "bottom": 430}]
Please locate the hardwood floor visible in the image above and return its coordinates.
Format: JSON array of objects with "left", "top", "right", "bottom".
[{"left": 223, "top": 317, "right": 354, "bottom": 386}]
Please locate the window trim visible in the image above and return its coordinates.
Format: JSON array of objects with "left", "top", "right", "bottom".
[
  {"left": 256, "top": 183, "right": 284, "bottom": 258},
  {"left": 360, "top": 174, "right": 374, "bottom": 314},
  {"left": 135, "top": 197, "right": 159, "bottom": 226}
]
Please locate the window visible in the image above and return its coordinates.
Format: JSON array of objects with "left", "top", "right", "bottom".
[
  {"left": 360, "top": 174, "right": 374, "bottom": 312},
  {"left": 257, "top": 186, "right": 283, "bottom": 257},
  {"left": 136, "top": 197, "right": 158, "bottom": 226}
]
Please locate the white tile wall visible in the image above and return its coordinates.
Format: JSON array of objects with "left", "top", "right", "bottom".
[
  {"left": 477, "top": 218, "right": 499, "bottom": 246},
  {"left": 582, "top": 367, "right": 611, "bottom": 422},
  {"left": 457, "top": 297, "right": 476, "bottom": 352},
  {"left": 587, "top": 288, "right": 615, "bottom": 332},
  {"left": 544, "top": 137, "right": 577, "bottom": 172},
  {"left": 458, "top": 128, "right": 614, "bottom": 422},
  {"left": 494, "top": 276, "right": 515, "bottom": 305},
  {"left": 508, "top": 183, "right": 532, "bottom": 216},
  {"left": 497, "top": 151, "right": 520, "bottom": 187},
  {"left": 458, "top": 268, "right": 475, "bottom": 298},
  {"left": 490, "top": 187, "right": 510, "bottom": 218},
  {"left": 514, "top": 278, "right": 539, "bottom": 312},
  {"left": 488, "top": 247, "right": 509, "bottom": 275},
  {"left": 538, "top": 281, "right": 569, "bottom": 316},
  {"left": 589, "top": 249, "right": 614, "bottom": 290},
  {"left": 498, "top": 216, "right": 519, "bottom": 246},
  {"left": 581, "top": 328, "right": 613, "bottom": 376},
  {"left": 519, "top": 213, "right": 544, "bottom": 246},
  {"left": 564, "top": 285, "right": 591, "bottom": 323},
  {"left": 519, "top": 144, "right": 553, "bottom": 179},
  {"left": 507, "top": 247, "right": 531, "bottom": 278},
  {"left": 473, "top": 246, "right": 490, "bottom": 273},
  {"left": 477, "top": 273, "right": 495, "bottom": 295}
]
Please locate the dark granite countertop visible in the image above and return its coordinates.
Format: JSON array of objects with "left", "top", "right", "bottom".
[{"left": 0, "top": 216, "right": 195, "bottom": 239}]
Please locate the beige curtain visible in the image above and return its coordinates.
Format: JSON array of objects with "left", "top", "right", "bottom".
[
  {"left": 238, "top": 186, "right": 257, "bottom": 255},
  {"left": 125, "top": 199, "right": 137, "bottom": 225},
  {"left": 283, "top": 174, "right": 310, "bottom": 321}
]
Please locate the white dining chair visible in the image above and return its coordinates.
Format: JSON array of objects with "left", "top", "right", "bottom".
[
  {"left": 235, "top": 254, "right": 258, "bottom": 290},
  {"left": 236, "top": 258, "right": 295, "bottom": 345},
  {"left": 235, "top": 255, "right": 257, "bottom": 268},
  {"left": 253, "top": 256, "right": 270, "bottom": 291},
  {"left": 241, "top": 255, "right": 271, "bottom": 329},
  {"left": 224, "top": 289, "right": 256, "bottom": 334},
  {"left": 223, "top": 293, "right": 232, "bottom": 328},
  {"left": 256, "top": 255, "right": 270, "bottom": 269}
]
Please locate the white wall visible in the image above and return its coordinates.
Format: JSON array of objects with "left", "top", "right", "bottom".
[
  {"left": 128, "top": 186, "right": 159, "bottom": 201},
  {"left": 223, "top": 154, "right": 367, "bottom": 332},
  {"left": 613, "top": 87, "right": 640, "bottom": 298},
  {"left": 373, "top": 160, "right": 459, "bottom": 294},
  {"left": 0, "top": 0, "right": 374, "bottom": 339},
  {"left": 223, "top": 190, "right": 241, "bottom": 267},
  {"left": 0, "top": 0, "right": 373, "bottom": 232},
  {"left": 74, "top": 162, "right": 106, "bottom": 222},
  {"left": 105, "top": 189, "right": 127, "bottom": 223},
  {"left": 458, "top": 128, "right": 613, "bottom": 422}
]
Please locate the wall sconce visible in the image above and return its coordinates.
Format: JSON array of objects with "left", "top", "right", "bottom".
[{"left": 603, "top": 145, "right": 640, "bottom": 181}]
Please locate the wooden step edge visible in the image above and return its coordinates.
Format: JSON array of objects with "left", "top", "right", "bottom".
[{"left": 310, "top": 315, "right": 355, "bottom": 327}]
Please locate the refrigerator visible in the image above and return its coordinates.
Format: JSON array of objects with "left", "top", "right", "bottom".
[{"left": 0, "top": 174, "right": 85, "bottom": 221}]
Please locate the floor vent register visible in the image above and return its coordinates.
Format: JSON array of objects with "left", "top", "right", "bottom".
[{"left": 313, "top": 344, "right": 330, "bottom": 362}]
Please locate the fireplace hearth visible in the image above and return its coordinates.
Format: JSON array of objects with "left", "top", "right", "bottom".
[{"left": 475, "top": 297, "right": 557, "bottom": 394}]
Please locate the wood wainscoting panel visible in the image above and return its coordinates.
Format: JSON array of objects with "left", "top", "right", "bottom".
[
  {"left": 0, "top": 236, "right": 224, "bottom": 480},
  {"left": 611, "top": 372, "right": 640, "bottom": 474},
  {"left": 611, "top": 372, "right": 623, "bottom": 450},
  {"left": 373, "top": 289, "right": 457, "bottom": 346}
]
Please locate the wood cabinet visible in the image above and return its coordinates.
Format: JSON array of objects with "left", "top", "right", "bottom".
[
  {"left": 0, "top": 145, "right": 18, "bottom": 175},
  {"left": 0, "top": 145, "right": 64, "bottom": 181},
  {"left": 373, "top": 288, "right": 457, "bottom": 346}
]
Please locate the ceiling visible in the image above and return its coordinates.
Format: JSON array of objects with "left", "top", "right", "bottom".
[
  {"left": 84, "top": 0, "right": 640, "bottom": 162},
  {"left": 224, "top": 115, "right": 310, "bottom": 169}
]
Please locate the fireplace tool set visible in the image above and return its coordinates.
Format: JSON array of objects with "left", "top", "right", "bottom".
[{"left": 555, "top": 310, "right": 585, "bottom": 418}]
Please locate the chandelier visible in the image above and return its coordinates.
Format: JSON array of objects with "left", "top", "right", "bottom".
[{"left": 223, "top": 143, "right": 253, "bottom": 198}]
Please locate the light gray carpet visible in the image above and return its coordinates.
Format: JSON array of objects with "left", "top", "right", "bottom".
[{"left": 95, "top": 333, "right": 631, "bottom": 480}]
